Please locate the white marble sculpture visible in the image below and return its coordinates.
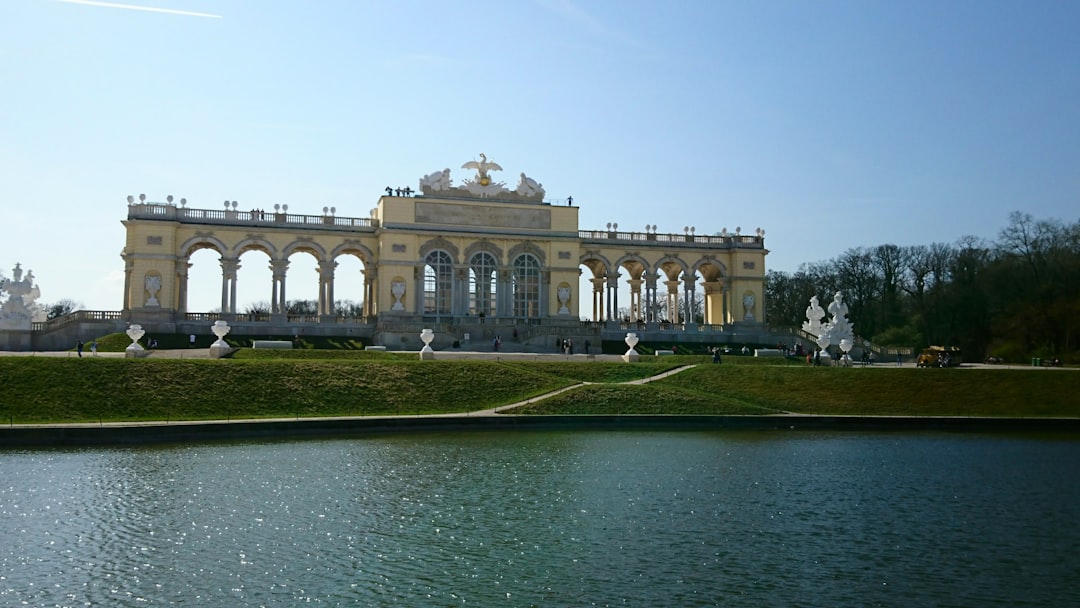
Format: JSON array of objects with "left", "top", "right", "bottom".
[
  {"left": 742, "top": 292, "right": 755, "bottom": 321},
  {"left": 557, "top": 286, "right": 571, "bottom": 315},
  {"left": 145, "top": 275, "right": 162, "bottom": 307},
  {"left": 515, "top": 173, "right": 545, "bottom": 198},
  {"left": 209, "top": 320, "right": 232, "bottom": 358},
  {"left": 419, "top": 168, "right": 452, "bottom": 192},
  {"left": 827, "top": 291, "right": 854, "bottom": 347},
  {"left": 391, "top": 280, "right": 406, "bottom": 311},
  {"left": 814, "top": 291, "right": 855, "bottom": 363},
  {"left": 460, "top": 153, "right": 508, "bottom": 198},
  {"left": 0, "top": 263, "right": 42, "bottom": 330},
  {"left": 622, "top": 332, "right": 641, "bottom": 362},
  {"left": 802, "top": 295, "right": 826, "bottom": 337},
  {"left": 419, "top": 328, "right": 435, "bottom": 360},
  {"left": 125, "top": 324, "right": 146, "bottom": 357}
]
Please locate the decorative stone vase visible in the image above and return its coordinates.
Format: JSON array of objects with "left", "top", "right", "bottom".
[
  {"left": 126, "top": 324, "right": 145, "bottom": 351},
  {"left": 557, "top": 286, "right": 571, "bottom": 315},
  {"left": 622, "top": 332, "right": 640, "bottom": 363},
  {"left": 211, "top": 320, "right": 231, "bottom": 347},
  {"left": 815, "top": 332, "right": 831, "bottom": 366},
  {"left": 125, "top": 324, "right": 149, "bottom": 358},
  {"left": 839, "top": 338, "right": 853, "bottom": 355},
  {"left": 391, "top": 281, "right": 406, "bottom": 311},
  {"left": 209, "top": 320, "right": 232, "bottom": 358},
  {"left": 419, "top": 328, "right": 435, "bottom": 360}
]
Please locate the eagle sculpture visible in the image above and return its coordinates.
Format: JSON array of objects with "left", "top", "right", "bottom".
[{"left": 461, "top": 153, "right": 503, "bottom": 183}]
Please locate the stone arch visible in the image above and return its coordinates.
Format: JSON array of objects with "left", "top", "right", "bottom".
[
  {"left": 331, "top": 240, "right": 375, "bottom": 263},
  {"left": 692, "top": 256, "right": 728, "bottom": 281},
  {"left": 654, "top": 255, "right": 690, "bottom": 281},
  {"left": 614, "top": 253, "right": 650, "bottom": 279},
  {"left": 508, "top": 241, "right": 545, "bottom": 266},
  {"left": 578, "top": 250, "right": 612, "bottom": 277},
  {"left": 180, "top": 234, "right": 229, "bottom": 258},
  {"left": 232, "top": 236, "right": 279, "bottom": 259},
  {"left": 463, "top": 238, "right": 503, "bottom": 265},
  {"left": 282, "top": 238, "right": 328, "bottom": 262},
  {"left": 419, "top": 236, "right": 459, "bottom": 263}
]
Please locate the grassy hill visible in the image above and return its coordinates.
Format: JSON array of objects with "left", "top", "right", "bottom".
[{"left": 0, "top": 355, "right": 1075, "bottom": 424}]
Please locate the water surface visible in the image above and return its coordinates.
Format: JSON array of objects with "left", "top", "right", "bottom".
[{"left": 2, "top": 430, "right": 1078, "bottom": 606}]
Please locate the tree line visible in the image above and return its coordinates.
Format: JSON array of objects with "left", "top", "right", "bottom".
[{"left": 765, "top": 212, "right": 1080, "bottom": 362}]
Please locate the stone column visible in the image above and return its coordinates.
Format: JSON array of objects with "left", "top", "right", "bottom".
[
  {"left": 317, "top": 260, "right": 337, "bottom": 317},
  {"left": 497, "top": 266, "right": 513, "bottom": 317},
  {"left": 455, "top": 267, "right": 469, "bottom": 317},
  {"left": 606, "top": 272, "right": 620, "bottom": 323},
  {"left": 644, "top": 272, "right": 657, "bottom": 323},
  {"left": 540, "top": 270, "right": 551, "bottom": 317},
  {"left": 122, "top": 258, "right": 134, "bottom": 312},
  {"left": 270, "top": 259, "right": 289, "bottom": 317},
  {"left": 628, "top": 278, "right": 643, "bottom": 322},
  {"left": 664, "top": 280, "right": 680, "bottom": 323},
  {"left": 175, "top": 259, "right": 191, "bottom": 315},
  {"left": 591, "top": 277, "right": 605, "bottom": 322},
  {"left": 362, "top": 265, "right": 376, "bottom": 319},
  {"left": 722, "top": 278, "right": 732, "bottom": 325},
  {"left": 220, "top": 258, "right": 240, "bottom": 316},
  {"left": 683, "top": 274, "right": 697, "bottom": 325},
  {"left": 414, "top": 265, "right": 425, "bottom": 315},
  {"left": 701, "top": 280, "right": 724, "bottom": 326}
]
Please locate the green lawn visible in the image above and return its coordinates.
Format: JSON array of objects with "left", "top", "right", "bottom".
[{"left": 0, "top": 357, "right": 1076, "bottom": 424}]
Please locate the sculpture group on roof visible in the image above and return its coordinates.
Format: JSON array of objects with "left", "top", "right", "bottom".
[{"left": 416, "top": 154, "right": 546, "bottom": 202}]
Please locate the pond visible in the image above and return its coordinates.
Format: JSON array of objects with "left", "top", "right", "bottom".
[{"left": 2, "top": 430, "right": 1078, "bottom": 606}]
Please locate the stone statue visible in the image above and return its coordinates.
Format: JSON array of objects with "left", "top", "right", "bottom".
[
  {"left": 419, "top": 168, "right": 452, "bottom": 192},
  {"left": 0, "top": 262, "right": 42, "bottom": 330},
  {"left": 460, "top": 153, "right": 508, "bottom": 198},
  {"left": 742, "top": 292, "right": 755, "bottom": 321},
  {"left": 515, "top": 173, "right": 545, "bottom": 199},
  {"left": 802, "top": 295, "right": 825, "bottom": 337},
  {"left": 825, "top": 291, "right": 854, "bottom": 347},
  {"left": 461, "top": 153, "right": 502, "bottom": 184},
  {"left": 145, "top": 275, "right": 162, "bottom": 307}
]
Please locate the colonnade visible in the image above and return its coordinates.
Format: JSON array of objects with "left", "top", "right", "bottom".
[
  {"left": 167, "top": 254, "right": 375, "bottom": 318},
  {"left": 587, "top": 270, "right": 731, "bottom": 325}
]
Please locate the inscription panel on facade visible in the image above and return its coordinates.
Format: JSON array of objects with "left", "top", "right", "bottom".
[{"left": 416, "top": 202, "right": 551, "bottom": 230}]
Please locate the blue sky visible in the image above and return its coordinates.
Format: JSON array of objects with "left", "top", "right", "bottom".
[{"left": 2, "top": 0, "right": 1077, "bottom": 313}]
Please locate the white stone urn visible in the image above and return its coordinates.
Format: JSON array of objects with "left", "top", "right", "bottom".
[
  {"left": 839, "top": 338, "right": 854, "bottom": 367},
  {"left": 211, "top": 320, "right": 231, "bottom": 347},
  {"left": 839, "top": 338, "right": 853, "bottom": 355},
  {"left": 816, "top": 331, "right": 831, "bottom": 364},
  {"left": 419, "top": 328, "right": 435, "bottom": 360},
  {"left": 126, "top": 324, "right": 145, "bottom": 351},
  {"left": 622, "top": 332, "right": 641, "bottom": 362},
  {"left": 125, "top": 324, "right": 149, "bottom": 358},
  {"left": 391, "top": 281, "right": 406, "bottom": 311},
  {"left": 557, "top": 286, "right": 571, "bottom": 315}
]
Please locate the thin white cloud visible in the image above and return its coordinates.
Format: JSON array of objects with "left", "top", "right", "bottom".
[
  {"left": 58, "top": 0, "right": 222, "bottom": 19},
  {"left": 534, "top": 0, "right": 650, "bottom": 52}
]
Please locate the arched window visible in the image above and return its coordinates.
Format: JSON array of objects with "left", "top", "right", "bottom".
[
  {"left": 424, "top": 250, "right": 453, "bottom": 315},
  {"left": 512, "top": 253, "right": 541, "bottom": 318},
  {"left": 469, "top": 252, "right": 497, "bottom": 317}
]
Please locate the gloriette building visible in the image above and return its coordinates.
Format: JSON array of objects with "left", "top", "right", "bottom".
[{"left": 106, "top": 155, "right": 767, "bottom": 349}]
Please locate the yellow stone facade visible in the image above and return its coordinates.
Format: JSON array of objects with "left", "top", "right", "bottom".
[{"left": 121, "top": 187, "right": 767, "bottom": 329}]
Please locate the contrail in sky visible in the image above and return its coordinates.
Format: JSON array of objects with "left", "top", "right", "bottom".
[{"left": 58, "top": 0, "right": 222, "bottom": 18}]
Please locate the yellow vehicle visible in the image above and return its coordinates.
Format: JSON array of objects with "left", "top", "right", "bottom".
[{"left": 916, "top": 346, "right": 962, "bottom": 368}]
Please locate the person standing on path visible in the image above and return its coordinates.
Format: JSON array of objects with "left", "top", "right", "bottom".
[
  {"left": 76, "top": 341, "right": 84, "bottom": 358},
  {"left": 90, "top": 340, "right": 98, "bottom": 356}
]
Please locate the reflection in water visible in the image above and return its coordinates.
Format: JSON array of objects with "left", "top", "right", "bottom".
[{"left": 1, "top": 431, "right": 1079, "bottom": 606}]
